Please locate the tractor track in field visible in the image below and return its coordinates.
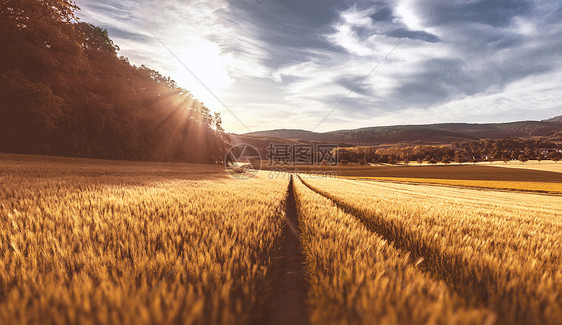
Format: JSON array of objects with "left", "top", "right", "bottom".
[
  {"left": 265, "top": 176, "right": 309, "bottom": 325},
  {"left": 297, "top": 176, "right": 543, "bottom": 325}
]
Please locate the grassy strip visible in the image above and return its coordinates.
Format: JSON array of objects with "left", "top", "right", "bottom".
[{"left": 343, "top": 176, "right": 562, "bottom": 193}]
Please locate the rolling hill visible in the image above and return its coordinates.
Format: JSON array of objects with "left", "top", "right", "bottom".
[{"left": 241, "top": 116, "right": 562, "bottom": 146}]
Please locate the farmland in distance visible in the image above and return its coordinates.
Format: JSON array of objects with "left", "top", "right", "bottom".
[{"left": 283, "top": 163, "right": 562, "bottom": 193}]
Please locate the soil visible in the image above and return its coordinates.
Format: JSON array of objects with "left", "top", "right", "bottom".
[{"left": 265, "top": 176, "right": 309, "bottom": 325}]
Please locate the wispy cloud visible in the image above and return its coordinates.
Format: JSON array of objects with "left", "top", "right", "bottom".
[{"left": 76, "top": 0, "right": 562, "bottom": 133}]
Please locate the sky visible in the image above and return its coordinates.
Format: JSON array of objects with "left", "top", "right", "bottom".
[{"left": 75, "top": 0, "right": 562, "bottom": 134}]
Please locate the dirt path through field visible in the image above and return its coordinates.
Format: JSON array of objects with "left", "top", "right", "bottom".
[{"left": 265, "top": 176, "right": 309, "bottom": 325}]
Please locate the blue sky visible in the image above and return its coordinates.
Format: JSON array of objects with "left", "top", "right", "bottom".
[{"left": 76, "top": 0, "right": 562, "bottom": 133}]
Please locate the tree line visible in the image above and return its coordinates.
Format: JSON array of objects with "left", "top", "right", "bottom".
[
  {"left": 337, "top": 138, "right": 562, "bottom": 165},
  {"left": 0, "top": 0, "right": 229, "bottom": 163}
]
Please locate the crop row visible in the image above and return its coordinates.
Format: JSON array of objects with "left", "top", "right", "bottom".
[
  {"left": 293, "top": 176, "right": 494, "bottom": 324},
  {"left": 300, "top": 177, "right": 562, "bottom": 324}
]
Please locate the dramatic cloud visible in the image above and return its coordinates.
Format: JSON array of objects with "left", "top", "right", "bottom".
[{"left": 76, "top": 0, "right": 562, "bottom": 133}]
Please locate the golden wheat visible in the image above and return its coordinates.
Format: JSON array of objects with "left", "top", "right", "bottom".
[
  {"left": 301, "top": 176, "right": 562, "bottom": 324},
  {"left": 293, "top": 176, "right": 495, "bottom": 324},
  {"left": 0, "top": 155, "right": 287, "bottom": 324},
  {"left": 2, "top": 152, "right": 561, "bottom": 325},
  {"left": 485, "top": 160, "right": 562, "bottom": 173},
  {"left": 346, "top": 176, "right": 562, "bottom": 193}
]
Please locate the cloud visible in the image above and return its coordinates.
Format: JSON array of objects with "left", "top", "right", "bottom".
[
  {"left": 75, "top": 0, "right": 562, "bottom": 133},
  {"left": 409, "top": 0, "right": 532, "bottom": 28},
  {"left": 384, "top": 0, "right": 562, "bottom": 111}
]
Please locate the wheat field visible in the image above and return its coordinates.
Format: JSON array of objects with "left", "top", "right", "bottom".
[
  {"left": 300, "top": 176, "right": 562, "bottom": 324},
  {"left": 293, "top": 176, "right": 495, "bottom": 325},
  {"left": 345, "top": 176, "right": 562, "bottom": 193},
  {"left": 1, "top": 154, "right": 561, "bottom": 324},
  {"left": 485, "top": 160, "right": 562, "bottom": 173},
  {"left": 0, "top": 155, "right": 287, "bottom": 324}
]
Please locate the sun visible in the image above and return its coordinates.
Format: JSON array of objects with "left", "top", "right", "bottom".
[{"left": 171, "top": 38, "right": 235, "bottom": 104}]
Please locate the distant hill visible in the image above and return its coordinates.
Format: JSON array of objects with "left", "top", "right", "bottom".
[
  {"left": 543, "top": 115, "right": 562, "bottom": 123},
  {"left": 242, "top": 117, "right": 562, "bottom": 146},
  {"left": 230, "top": 134, "right": 353, "bottom": 158}
]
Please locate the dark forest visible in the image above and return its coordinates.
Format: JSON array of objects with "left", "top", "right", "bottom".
[{"left": 0, "top": 0, "right": 229, "bottom": 163}]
